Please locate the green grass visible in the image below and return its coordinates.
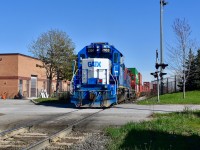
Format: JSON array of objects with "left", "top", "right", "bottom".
[
  {"left": 34, "top": 97, "right": 60, "bottom": 104},
  {"left": 137, "top": 90, "right": 200, "bottom": 105},
  {"left": 34, "top": 92, "right": 70, "bottom": 104},
  {"left": 105, "top": 110, "right": 200, "bottom": 150}
]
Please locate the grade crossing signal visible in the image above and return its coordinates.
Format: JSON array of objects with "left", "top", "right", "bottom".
[
  {"left": 160, "top": 63, "right": 168, "bottom": 69},
  {"left": 155, "top": 63, "right": 159, "bottom": 69},
  {"left": 160, "top": 72, "right": 167, "bottom": 77},
  {"left": 155, "top": 63, "right": 168, "bottom": 69},
  {"left": 150, "top": 72, "right": 159, "bottom": 78}
]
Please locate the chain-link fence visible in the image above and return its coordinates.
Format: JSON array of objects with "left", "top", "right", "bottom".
[{"left": 151, "top": 75, "right": 182, "bottom": 95}]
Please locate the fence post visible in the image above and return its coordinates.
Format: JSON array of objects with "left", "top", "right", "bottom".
[
  {"left": 167, "top": 78, "right": 168, "bottom": 93},
  {"left": 174, "top": 75, "right": 177, "bottom": 92}
]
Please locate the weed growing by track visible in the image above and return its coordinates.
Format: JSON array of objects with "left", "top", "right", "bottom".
[
  {"left": 34, "top": 97, "right": 59, "bottom": 103},
  {"left": 105, "top": 109, "right": 200, "bottom": 150},
  {"left": 137, "top": 90, "right": 200, "bottom": 105}
]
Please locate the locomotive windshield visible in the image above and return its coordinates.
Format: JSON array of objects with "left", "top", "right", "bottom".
[
  {"left": 87, "top": 53, "right": 96, "bottom": 58},
  {"left": 99, "top": 53, "right": 111, "bottom": 59},
  {"left": 87, "top": 53, "right": 111, "bottom": 59}
]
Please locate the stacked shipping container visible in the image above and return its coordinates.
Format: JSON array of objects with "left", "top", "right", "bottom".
[
  {"left": 128, "top": 68, "right": 139, "bottom": 95},
  {"left": 138, "top": 73, "right": 142, "bottom": 93},
  {"left": 128, "top": 68, "right": 150, "bottom": 97},
  {"left": 143, "top": 82, "right": 150, "bottom": 92}
]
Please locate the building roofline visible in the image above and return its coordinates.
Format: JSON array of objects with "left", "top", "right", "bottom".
[{"left": 0, "top": 53, "right": 39, "bottom": 60}]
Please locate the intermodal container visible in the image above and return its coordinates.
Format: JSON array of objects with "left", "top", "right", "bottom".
[
  {"left": 143, "top": 82, "right": 150, "bottom": 92},
  {"left": 138, "top": 73, "right": 142, "bottom": 85},
  {"left": 139, "top": 84, "right": 143, "bottom": 92},
  {"left": 128, "top": 68, "right": 139, "bottom": 85}
]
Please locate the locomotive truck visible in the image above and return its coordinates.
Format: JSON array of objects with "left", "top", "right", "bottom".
[{"left": 70, "top": 42, "right": 133, "bottom": 107}]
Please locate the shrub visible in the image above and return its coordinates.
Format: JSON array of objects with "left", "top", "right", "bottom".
[{"left": 58, "top": 91, "right": 70, "bottom": 103}]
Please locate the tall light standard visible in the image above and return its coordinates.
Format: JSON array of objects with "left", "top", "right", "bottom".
[{"left": 160, "top": 0, "right": 168, "bottom": 94}]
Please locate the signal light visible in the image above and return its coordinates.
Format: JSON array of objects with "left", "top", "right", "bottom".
[
  {"left": 161, "top": 0, "right": 168, "bottom": 6},
  {"left": 155, "top": 63, "right": 168, "bottom": 69},
  {"left": 160, "top": 72, "right": 167, "bottom": 77},
  {"left": 150, "top": 72, "right": 158, "bottom": 78},
  {"left": 160, "top": 63, "right": 168, "bottom": 69},
  {"left": 155, "top": 63, "right": 159, "bottom": 69}
]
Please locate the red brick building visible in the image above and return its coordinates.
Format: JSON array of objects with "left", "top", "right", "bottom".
[{"left": 0, "top": 53, "right": 69, "bottom": 99}]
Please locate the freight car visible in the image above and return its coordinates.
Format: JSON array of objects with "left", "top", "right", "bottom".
[
  {"left": 128, "top": 68, "right": 142, "bottom": 98},
  {"left": 70, "top": 42, "right": 133, "bottom": 107}
]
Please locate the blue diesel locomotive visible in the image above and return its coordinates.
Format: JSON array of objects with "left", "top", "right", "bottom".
[{"left": 70, "top": 42, "right": 131, "bottom": 107}]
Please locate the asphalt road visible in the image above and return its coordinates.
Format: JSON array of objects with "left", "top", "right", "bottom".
[{"left": 1, "top": 99, "right": 200, "bottom": 131}]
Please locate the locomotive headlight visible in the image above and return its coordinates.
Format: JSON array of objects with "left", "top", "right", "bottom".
[
  {"left": 76, "top": 84, "right": 81, "bottom": 89},
  {"left": 96, "top": 45, "right": 100, "bottom": 52},
  {"left": 102, "top": 48, "right": 111, "bottom": 53}
]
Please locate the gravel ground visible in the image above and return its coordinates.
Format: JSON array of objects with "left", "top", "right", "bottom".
[{"left": 70, "top": 131, "right": 110, "bottom": 150}]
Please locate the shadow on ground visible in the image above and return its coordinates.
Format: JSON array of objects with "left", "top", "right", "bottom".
[
  {"left": 120, "top": 129, "right": 200, "bottom": 150},
  {"left": 35, "top": 100, "right": 76, "bottom": 108},
  {"left": 113, "top": 106, "right": 174, "bottom": 113}
]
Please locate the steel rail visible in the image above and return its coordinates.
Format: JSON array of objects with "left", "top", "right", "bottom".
[
  {"left": 0, "top": 109, "right": 79, "bottom": 138},
  {"left": 24, "top": 109, "right": 104, "bottom": 150}
]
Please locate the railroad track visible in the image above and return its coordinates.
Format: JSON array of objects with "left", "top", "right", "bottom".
[
  {"left": 0, "top": 108, "right": 104, "bottom": 150},
  {"left": 0, "top": 110, "right": 79, "bottom": 133}
]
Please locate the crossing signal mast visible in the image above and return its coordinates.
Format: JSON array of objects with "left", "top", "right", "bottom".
[{"left": 150, "top": 50, "right": 168, "bottom": 102}]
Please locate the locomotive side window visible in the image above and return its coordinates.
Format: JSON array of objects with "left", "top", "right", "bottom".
[
  {"left": 80, "top": 54, "right": 85, "bottom": 59},
  {"left": 114, "top": 53, "right": 118, "bottom": 63},
  {"left": 80, "top": 54, "right": 85, "bottom": 64},
  {"left": 122, "top": 64, "right": 125, "bottom": 70}
]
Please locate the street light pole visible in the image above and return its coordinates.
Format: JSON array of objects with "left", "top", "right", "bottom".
[
  {"left": 160, "top": 0, "right": 167, "bottom": 95},
  {"left": 160, "top": 0, "right": 164, "bottom": 67}
]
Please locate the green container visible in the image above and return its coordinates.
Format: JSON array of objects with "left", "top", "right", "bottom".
[{"left": 128, "top": 68, "right": 139, "bottom": 84}]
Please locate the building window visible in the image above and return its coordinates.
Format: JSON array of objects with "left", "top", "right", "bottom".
[
  {"left": 26, "top": 80, "right": 29, "bottom": 97},
  {"left": 19, "top": 80, "right": 23, "bottom": 94},
  {"left": 31, "top": 76, "right": 37, "bottom": 97},
  {"left": 43, "top": 81, "right": 46, "bottom": 90}
]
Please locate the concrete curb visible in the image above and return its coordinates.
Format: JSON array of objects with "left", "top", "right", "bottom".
[
  {"left": 137, "top": 96, "right": 147, "bottom": 101},
  {"left": 30, "top": 99, "right": 39, "bottom": 104}
]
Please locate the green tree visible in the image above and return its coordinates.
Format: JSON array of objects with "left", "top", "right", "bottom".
[
  {"left": 185, "top": 49, "right": 196, "bottom": 90},
  {"left": 29, "top": 29, "right": 76, "bottom": 96},
  {"left": 195, "top": 49, "right": 200, "bottom": 89}
]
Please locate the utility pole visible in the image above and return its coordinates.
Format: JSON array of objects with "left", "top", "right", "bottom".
[{"left": 160, "top": 0, "right": 168, "bottom": 94}]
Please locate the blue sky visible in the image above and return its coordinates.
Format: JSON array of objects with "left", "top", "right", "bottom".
[{"left": 0, "top": 0, "right": 200, "bottom": 82}]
